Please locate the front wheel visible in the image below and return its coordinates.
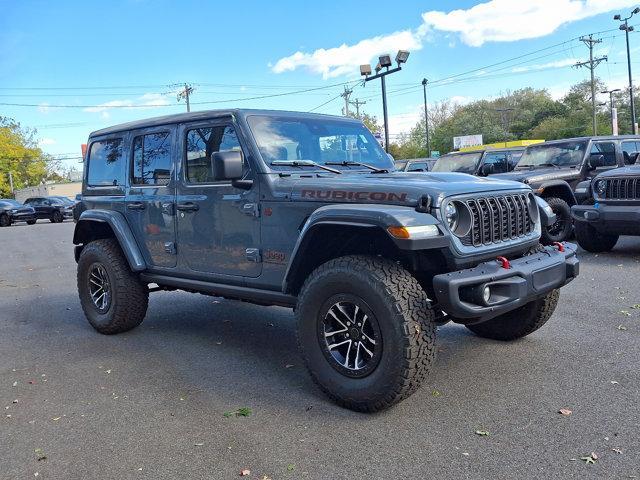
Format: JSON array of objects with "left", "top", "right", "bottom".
[
  {"left": 27, "top": 219, "right": 36, "bottom": 225},
  {"left": 466, "top": 289, "right": 559, "bottom": 341},
  {"left": 0, "top": 213, "right": 10, "bottom": 227},
  {"left": 296, "top": 255, "right": 436, "bottom": 412},
  {"left": 540, "top": 197, "right": 572, "bottom": 244},
  {"left": 574, "top": 221, "right": 618, "bottom": 252},
  {"left": 77, "top": 239, "right": 149, "bottom": 334},
  {"left": 51, "top": 211, "right": 63, "bottom": 223}
]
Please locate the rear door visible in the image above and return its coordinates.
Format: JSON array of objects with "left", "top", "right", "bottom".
[{"left": 124, "top": 127, "right": 177, "bottom": 269}]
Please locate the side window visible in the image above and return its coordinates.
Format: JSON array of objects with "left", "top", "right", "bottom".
[
  {"left": 590, "top": 142, "right": 617, "bottom": 166},
  {"left": 621, "top": 141, "right": 640, "bottom": 164},
  {"left": 407, "top": 162, "right": 427, "bottom": 172},
  {"left": 87, "top": 138, "right": 125, "bottom": 187},
  {"left": 483, "top": 152, "right": 509, "bottom": 173},
  {"left": 508, "top": 151, "right": 523, "bottom": 168},
  {"left": 185, "top": 125, "right": 242, "bottom": 183},
  {"left": 132, "top": 132, "right": 172, "bottom": 185}
]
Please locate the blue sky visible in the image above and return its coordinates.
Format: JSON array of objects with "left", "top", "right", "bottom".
[{"left": 1, "top": 0, "right": 639, "bottom": 169}]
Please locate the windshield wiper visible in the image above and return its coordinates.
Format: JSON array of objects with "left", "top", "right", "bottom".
[
  {"left": 537, "top": 163, "right": 561, "bottom": 169},
  {"left": 270, "top": 160, "right": 342, "bottom": 174},
  {"left": 325, "top": 160, "right": 388, "bottom": 173}
]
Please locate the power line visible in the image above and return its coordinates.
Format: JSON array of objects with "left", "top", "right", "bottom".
[{"left": 308, "top": 94, "right": 342, "bottom": 112}]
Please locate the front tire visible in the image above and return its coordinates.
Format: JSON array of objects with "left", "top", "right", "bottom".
[
  {"left": 540, "top": 197, "right": 572, "bottom": 244},
  {"left": 0, "top": 213, "right": 10, "bottom": 227},
  {"left": 574, "top": 221, "right": 618, "bottom": 252},
  {"left": 466, "top": 289, "right": 559, "bottom": 341},
  {"left": 296, "top": 255, "right": 436, "bottom": 412},
  {"left": 51, "top": 211, "right": 63, "bottom": 223},
  {"left": 27, "top": 219, "right": 36, "bottom": 225},
  {"left": 77, "top": 239, "right": 149, "bottom": 334}
]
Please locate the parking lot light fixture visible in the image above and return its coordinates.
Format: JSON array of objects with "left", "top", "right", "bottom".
[
  {"left": 361, "top": 50, "right": 410, "bottom": 153},
  {"left": 615, "top": 8, "right": 639, "bottom": 133}
]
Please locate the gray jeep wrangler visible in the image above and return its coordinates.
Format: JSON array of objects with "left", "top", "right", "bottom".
[{"left": 74, "top": 109, "right": 579, "bottom": 412}]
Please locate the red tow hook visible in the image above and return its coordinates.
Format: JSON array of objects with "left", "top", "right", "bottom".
[
  {"left": 496, "top": 256, "right": 511, "bottom": 269},
  {"left": 553, "top": 242, "right": 565, "bottom": 252}
]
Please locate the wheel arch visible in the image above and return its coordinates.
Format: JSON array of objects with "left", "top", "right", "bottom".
[
  {"left": 537, "top": 181, "right": 577, "bottom": 206},
  {"left": 73, "top": 210, "right": 146, "bottom": 271}
]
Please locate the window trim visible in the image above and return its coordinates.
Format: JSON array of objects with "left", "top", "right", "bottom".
[
  {"left": 130, "top": 129, "right": 173, "bottom": 187},
  {"left": 589, "top": 141, "right": 618, "bottom": 167},
  {"left": 182, "top": 122, "right": 249, "bottom": 186}
]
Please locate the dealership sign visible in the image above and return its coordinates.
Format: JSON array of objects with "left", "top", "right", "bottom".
[{"left": 453, "top": 134, "right": 483, "bottom": 150}]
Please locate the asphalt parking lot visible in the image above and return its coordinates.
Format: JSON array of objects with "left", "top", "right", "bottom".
[{"left": 1, "top": 222, "right": 639, "bottom": 480}]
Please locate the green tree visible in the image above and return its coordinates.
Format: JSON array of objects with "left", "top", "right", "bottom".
[{"left": 0, "top": 117, "right": 50, "bottom": 197}]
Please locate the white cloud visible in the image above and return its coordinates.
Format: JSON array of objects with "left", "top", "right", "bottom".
[
  {"left": 271, "top": 30, "right": 424, "bottom": 79},
  {"left": 511, "top": 58, "right": 579, "bottom": 73},
  {"left": 38, "top": 137, "right": 56, "bottom": 146},
  {"left": 271, "top": 0, "right": 635, "bottom": 77},
  {"left": 83, "top": 92, "right": 173, "bottom": 114}
]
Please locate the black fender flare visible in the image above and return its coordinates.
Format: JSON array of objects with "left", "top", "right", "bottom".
[
  {"left": 282, "top": 204, "right": 447, "bottom": 292},
  {"left": 533, "top": 180, "right": 577, "bottom": 205},
  {"left": 73, "top": 210, "right": 146, "bottom": 271}
]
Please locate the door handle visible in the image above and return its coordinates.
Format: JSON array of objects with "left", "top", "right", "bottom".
[
  {"left": 176, "top": 202, "right": 199, "bottom": 212},
  {"left": 127, "top": 202, "right": 146, "bottom": 210}
]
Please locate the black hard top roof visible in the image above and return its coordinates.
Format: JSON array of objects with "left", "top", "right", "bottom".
[
  {"left": 531, "top": 135, "right": 640, "bottom": 145},
  {"left": 89, "top": 109, "right": 361, "bottom": 137}
]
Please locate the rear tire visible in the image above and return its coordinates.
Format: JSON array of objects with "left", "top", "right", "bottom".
[
  {"left": 466, "top": 289, "right": 559, "bottom": 341},
  {"left": 77, "top": 239, "right": 148, "bottom": 334},
  {"left": 296, "top": 255, "right": 436, "bottom": 412},
  {"left": 0, "top": 213, "right": 10, "bottom": 227},
  {"left": 540, "top": 197, "right": 572, "bottom": 244},
  {"left": 574, "top": 221, "right": 618, "bottom": 252}
]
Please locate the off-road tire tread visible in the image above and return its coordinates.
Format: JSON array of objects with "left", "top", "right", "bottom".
[
  {"left": 541, "top": 197, "right": 572, "bottom": 244},
  {"left": 466, "top": 289, "right": 560, "bottom": 341},
  {"left": 574, "top": 221, "right": 618, "bottom": 253},
  {"left": 296, "top": 255, "right": 436, "bottom": 412},
  {"left": 78, "top": 238, "right": 148, "bottom": 334}
]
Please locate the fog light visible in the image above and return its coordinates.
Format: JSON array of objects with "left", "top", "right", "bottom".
[{"left": 482, "top": 286, "right": 491, "bottom": 304}]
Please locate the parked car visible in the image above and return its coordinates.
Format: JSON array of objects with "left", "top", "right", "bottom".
[
  {"left": 431, "top": 147, "right": 524, "bottom": 176},
  {"left": 23, "top": 196, "right": 74, "bottom": 223},
  {"left": 0, "top": 199, "right": 37, "bottom": 227},
  {"left": 394, "top": 157, "right": 438, "bottom": 172},
  {"left": 492, "top": 136, "right": 640, "bottom": 244},
  {"left": 73, "top": 109, "right": 578, "bottom": 412},
  {"left": 571, "top": 163, "right": 640, "bottom": 252}
]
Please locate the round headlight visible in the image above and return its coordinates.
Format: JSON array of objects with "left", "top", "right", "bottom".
[
  {"left": 595, "top": 180, "right": 606, "bottom": 196},
  {"left": 445, "top": 202, "right": 458, "bottom": 230}
]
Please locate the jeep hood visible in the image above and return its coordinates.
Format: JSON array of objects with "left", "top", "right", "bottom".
[
  {"left": 595, "top": 165, "right": 640, "bottom": 178},
  {"left": 274, "top": 171, "right": 530, "bottom": 207},
  {"left": 492, "top": 167, "right": 580, "bottom": 185}
]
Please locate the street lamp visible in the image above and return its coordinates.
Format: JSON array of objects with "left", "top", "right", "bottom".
[
  {"left": 361, "top": 50, "right": 410, "bottom": 152},
  {"left": 614, "top": 8, "right": 639, "bottom": 133},
  {"left": 602, "top": 88, "right": 621, "bottom": 134},
  {"left": 422, "top": 78, "right": 430, "bottom": 157}
]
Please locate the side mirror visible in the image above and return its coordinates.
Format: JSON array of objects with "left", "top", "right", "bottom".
[
  {"left": 588, "top": 154, "right": 605, "bottom": 170},
  {"left": 480, "top": 163, "right": 495, "bottom": 176},
  {"left": 212, "top": 150, "right": 243, "bottom": 181}
]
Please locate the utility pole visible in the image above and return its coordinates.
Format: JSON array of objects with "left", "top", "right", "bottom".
[
  {"left": 575, "top": 35, "right": 607, "bottom": 135},
  {"left": 495, "top": 108, "right": 514, "bottom": 143},
  {"left": 349, "top": 98, "right": 366, "bottom": 118},
  {"left": 340, "top": 85, "right": 353, "bottom": 116},
  {"left": 421, "top": 78, "right": 430, "bottom": 157},
  {"left": 615, "top": 9, "right": 639, "bottom": 133},
  {"left": 177, "top": 83, "right": 194, "bottom": 112},
  {"left": 8, "top": 171, "right": 14, "bottom": 195},
  {"left": 602, "top": 88, "right": 621, "bottom": 134}
]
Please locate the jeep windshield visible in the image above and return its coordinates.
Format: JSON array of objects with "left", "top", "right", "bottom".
[
  {"left": 516, "top": 140, "right": 587, "bottom": 169},
  {"left": 431, "top": 152, "right": 482, "bottom": 174},
  {"left": 247, "top": 115, "right": 392, "bottom": 172}
]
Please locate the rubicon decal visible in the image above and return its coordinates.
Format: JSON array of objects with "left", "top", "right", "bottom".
[{"left": 300, "top": 189, "right": 408, "bottom": 202}]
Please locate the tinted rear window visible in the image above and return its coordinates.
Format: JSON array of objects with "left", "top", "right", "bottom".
[{"left": 87, "top": 138, "right": 125, "bottom": 186}]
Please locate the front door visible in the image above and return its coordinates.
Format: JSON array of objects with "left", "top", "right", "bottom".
[
  {"left": 176, "top": 120, "right": 261, "bottom": 278},
  {"left": 585, "top": 141, "right": 619, "bottom": 183},
  {"left": 124, "top": 128, "right": 177, "bottom": 269}
]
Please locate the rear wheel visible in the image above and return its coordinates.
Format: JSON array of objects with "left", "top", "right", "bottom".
[
  {"left": 77, "top": 239, "right": 148, "bottom": 334},
  {"left": 51, "top": 211, "right": 63, "bottom": 223},
  {"left": 574, "top": 221, "right": 618, "bottom": 252},
  {"left": 296, "top": 255, "right": 436, "bottom": 412},
  {"left": 26, "top": 220, "right": 36, "bottom": 225},
  {"left": 540, "top": 197, "right": 572, "bottom": 244},
  {"left": 466, "top": 289, "right": 559, "bottom": 341},
  {"left": 0, "top": 213, "right": 10, "bottom": 227}
]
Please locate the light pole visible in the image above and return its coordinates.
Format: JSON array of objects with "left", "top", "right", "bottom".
[
  {"left": 360, "top": 50, "right": 410, "bottom": 153},
  {"left": 602, "top": 88, "right": 621, "bottom": 134},
  {"left": 615, "top": 8, "right": 639, "bottom": 133},
  {"left": 422, "top": 78, "right": 431, "bottom": 157}
]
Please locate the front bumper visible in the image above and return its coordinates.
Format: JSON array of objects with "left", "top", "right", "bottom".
[
  {"left": 433, "top": 243, "right": 579, "bottom": 322},
  {"left": 62, "top": 209, "right": 74, "bottom": 219},
  {"left": 10, "top": 212, "right": 36, "bottom": 223},
  {"left": 572, "top": 204, "right": 640, "bottom": 235}
]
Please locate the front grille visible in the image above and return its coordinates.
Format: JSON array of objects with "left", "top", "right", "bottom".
[
  {"left": 604, "top": 177, "right": 640, "bottom": 200},
  {"left": 460, "top": 193, "right": 534, "bottom": 247}
]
